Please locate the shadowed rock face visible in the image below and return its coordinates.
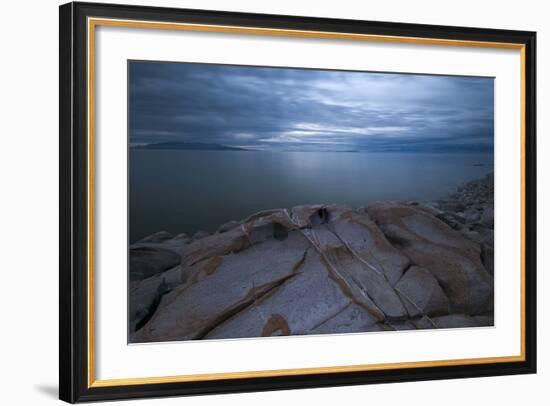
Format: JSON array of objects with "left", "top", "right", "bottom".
[
  {"left": 394, "top": 266, "right": 450, "bottom": 317},
  {"left": 367, "top": 203, "right": 492, "bottom": 315},
  {"left": 129, "top": 187, "right": 494, "bottom": 342},
  {"left": 129, "top": 246, "right": 181, "bottom": 282},
  {"left": 129, "top": 265, "right": 181, "bottom": 332}
]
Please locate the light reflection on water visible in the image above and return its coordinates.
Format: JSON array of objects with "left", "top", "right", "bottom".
[{"left": 129, "top": 150, "right": 492, "bottom": 243}]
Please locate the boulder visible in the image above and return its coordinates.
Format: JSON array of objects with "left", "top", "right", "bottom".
[
  {"left": 367, "top": 202, "right": 493, "bottom": 315},
  {"left": 131, "top": 195, "right": 493, "bottom": 342},
  {"left": 406, "top": 242, "right": 492, "bottom": 315},
  {"left": 290, "top": 204, "right": 326, "bottom": 228},
  {"left": 129, "top": 245, "right": 181, "bottom": 282},
  {"left": 394, "top": 266, "right": 450, "bottom": 317},
  {"left": 129, "top": 265, "right": 181, "bottom": 332},
  {"left": 205, "top": 250, "right": 356, "bottom": 339},
  {"left": 181, "top": 227, "right": 250, "bottom": 267},
  {"left": 133, "top": 231, "right": 311, "bottom": 342},
  {"left": 309, "top": 304, "right": 378, "bottom": 335},
  {"left": 463, "top": 206, "right": 482, "bottom": 223},
  {"left": 242, "top": 210, "right": 297, "bottom": 243},
  {"left": 310, "top": 224, "right": 407, "bottom": 320},
  {"left": 328, "top": 212, "right": 410, "bottom": 285}
]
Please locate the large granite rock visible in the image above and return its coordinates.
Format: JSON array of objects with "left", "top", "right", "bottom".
[
  {"left": 204, "top": 250, "right": 357, "bottom": 339},
  {"left": 309, "top": 303, "right": 378, "bottom": 335},
  {"left": 328, "top": 212, "right": 410, "bottom": 286},
  {"left": 134, "top": 231, "right": 311, "bottom": 342},
  {"left": 394, "top": 266, "right": 450, "bottom": 317},
  {"left": 180, "top": 227, "right": 251, "bottom": 267},
  {"left": 309, "top": 224, "right": 407, "bottom": 320},
  {"left": 367, "top": 202, "right": 493, "bottom": 315},
  {"left": 130, "top": 188, "right": 494, "bottom": 342}
]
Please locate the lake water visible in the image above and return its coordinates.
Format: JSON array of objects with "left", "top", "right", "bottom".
[{"left": 129, "top": 150, "right": 493, "bottom": 243}]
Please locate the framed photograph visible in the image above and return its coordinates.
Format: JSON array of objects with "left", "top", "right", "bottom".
[{"left": 59, "top": 1, "right": 537, "bottom": 403}]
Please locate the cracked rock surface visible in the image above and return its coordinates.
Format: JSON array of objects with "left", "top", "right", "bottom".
[{"left": 129, "top": 176, "right": 494, "bottom": 342}]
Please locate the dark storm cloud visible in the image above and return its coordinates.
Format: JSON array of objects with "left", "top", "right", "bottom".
[{"left": 129, "top": 61, "right": 494, "bottom": 152}]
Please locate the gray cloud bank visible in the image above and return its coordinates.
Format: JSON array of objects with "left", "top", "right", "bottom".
[{"left": 129, "top": 61, "right": 494, "bottom": 153}]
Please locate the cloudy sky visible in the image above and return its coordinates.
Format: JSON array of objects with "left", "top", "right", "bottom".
[{"left": 129, "top": 61, "right": 494, "bottom": 153}]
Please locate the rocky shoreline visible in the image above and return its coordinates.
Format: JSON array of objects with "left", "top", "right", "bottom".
[{"left": 129, "top": 173, "right": 494, "bottom": 342}]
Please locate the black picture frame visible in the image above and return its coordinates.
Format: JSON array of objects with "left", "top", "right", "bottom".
[{"left": 60, "top": 1, "right": 537, "bottom": 403}]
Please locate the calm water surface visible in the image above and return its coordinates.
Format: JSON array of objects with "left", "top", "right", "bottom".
[{"left": 129, "top": 150, "right": 492, "bottom": 243}]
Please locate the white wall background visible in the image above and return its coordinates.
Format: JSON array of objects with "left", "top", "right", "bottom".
[{"left": 0, "top": 0, "right": 546, "bottom": 404}]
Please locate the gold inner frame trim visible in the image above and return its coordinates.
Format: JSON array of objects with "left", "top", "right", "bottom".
[{"left": 87, "top": 17, "right": 527, "bottom": 388}]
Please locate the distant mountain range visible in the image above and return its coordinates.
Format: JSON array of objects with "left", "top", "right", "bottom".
[
  {"left": 132, "top": 142, "right": 364, "bottom": 153},
  {"left": 132, "top": 142, "right": 249, "bottom": 151}
]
